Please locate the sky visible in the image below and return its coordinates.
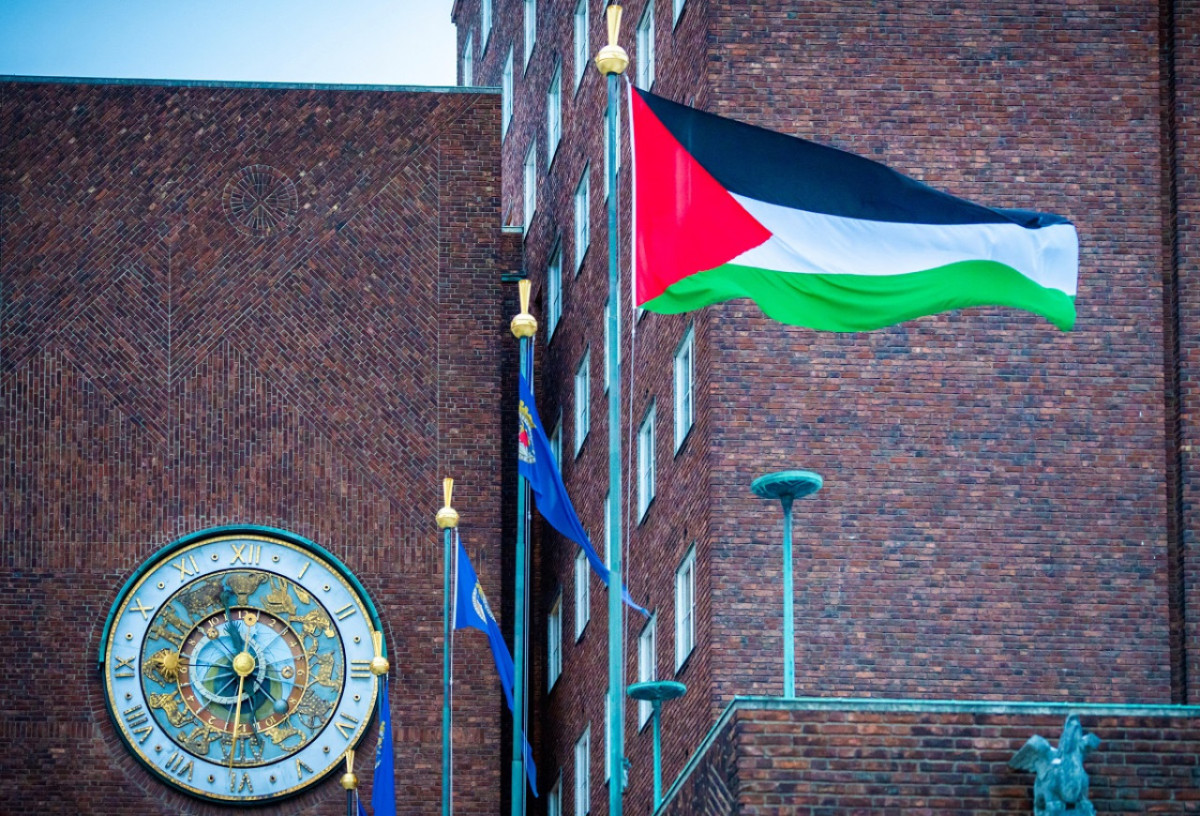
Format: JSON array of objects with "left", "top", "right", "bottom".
[{"left": 0, "top": 0, "right": 458, "bottom": 87}]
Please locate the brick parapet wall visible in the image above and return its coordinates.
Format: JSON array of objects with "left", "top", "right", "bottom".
[
  {"left": 0, "top": 79, "right": 514, "bottom": 815},
  {"left": 660, "top": 698, "right": 1200, "bottom": 815}
]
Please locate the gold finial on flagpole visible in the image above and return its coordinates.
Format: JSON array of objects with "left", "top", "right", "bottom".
[
  {"left": 341, "top": 749, "right": 358, "bottom": 790},
  {"left": 594, "top": 4, "right": 628, "bottom": 76},
  {"left": 370, "top": 629, "right": 389, "bottom": 676},
  {"left": 436, "top": 476, "right": 459, "bottom": 529},
  {"left": 511, "top": 279, "right": 538, "bottom": 339}
]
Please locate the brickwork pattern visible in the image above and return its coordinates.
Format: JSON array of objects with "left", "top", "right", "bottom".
[
  {"left": 0, "top": 80, "right": 515, "bottom": 815},
  {"left": 660, "top": 703, "right": 1200, "bottom": 815}
]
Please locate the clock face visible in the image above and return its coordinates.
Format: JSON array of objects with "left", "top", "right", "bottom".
[{"left": 101, "top": 528, "right": 380, "bottom": 804}]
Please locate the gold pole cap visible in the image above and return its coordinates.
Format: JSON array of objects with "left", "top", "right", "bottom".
[
  {"left": 341, "top": 750, "right": 358, "bottom": 790},
  {"left": 370, "top": 630, "right": 390, "bottom": 676},
  {"left": 510, "top": 279, "right": 538, "bottom": 339},
  {"left": 595, "top": 5, "right": 629, "bottom": 76},
  {"left": 436, "top": 476, "right": 460, "bottom": 529}
]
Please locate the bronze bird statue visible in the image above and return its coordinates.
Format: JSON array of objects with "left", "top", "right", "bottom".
[{"left": 1009, "top": 714, "right": 1101, "bottom": 816}]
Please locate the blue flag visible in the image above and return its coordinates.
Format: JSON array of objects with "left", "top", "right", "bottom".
[
  {"left": 453, "top": 534, "right": 538, "bottom": 796},
  {"left": 370, "top": 675, "right": 396, "bottom": 816},
  {"left": 518, "top": 347, "right": 649, "bottom": 616}
]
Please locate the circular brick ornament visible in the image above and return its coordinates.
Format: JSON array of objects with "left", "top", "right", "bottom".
[{"left": 222, "top": 165, "right": 297, "bottom": 236}]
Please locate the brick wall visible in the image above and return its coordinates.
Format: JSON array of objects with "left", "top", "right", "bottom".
[
  {"left": 0, "top": 79, "right": 516, "bottom": 815},
  {"left": 660, "top": 699, "right": 1200, "bottom": 814}
]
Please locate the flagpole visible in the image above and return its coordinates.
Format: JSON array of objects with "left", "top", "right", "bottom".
[
  {"left": 595, "top": 8, "right": 629, "bottom": 816},
  {"left": 510, "top": 279, "right": 537, "bottom": 816},
  {"left": 437, "top": 478, "right": 460, "bottom": 816},
  {"left": 341, "top": 749, "right": 357, "bottom": 816}
]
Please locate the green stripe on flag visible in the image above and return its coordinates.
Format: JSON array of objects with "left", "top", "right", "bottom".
[{"left": 641, "top": 260, "right": 1077, "bottom": 332}]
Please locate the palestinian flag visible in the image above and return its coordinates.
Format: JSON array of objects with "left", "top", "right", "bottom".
[{"left": 630, "top": 88, "right": 1079, "bottom": 332}]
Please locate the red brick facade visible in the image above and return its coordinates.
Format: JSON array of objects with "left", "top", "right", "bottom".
[
  {"left": 453, "top": 0, "right": 1200, "bottom": 813},
  {"left": 0, "top": 79, "right": 517, "bottom": 815}
]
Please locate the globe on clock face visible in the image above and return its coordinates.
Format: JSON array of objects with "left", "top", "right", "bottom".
[{"left": 100, "top": 527, "right": 382, "bottom": 804}]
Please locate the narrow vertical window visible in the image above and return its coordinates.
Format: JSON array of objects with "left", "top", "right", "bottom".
[
  {"left": 673, "top": 0, "right": 685, "bottom": 26},
  {"left": 637, "top": 402, "right": 656, "bottom": 520},
  {"left": 523, "top": 141, "right": 537, "bottom": 234},
  {"left": 547, "top": 62, "right": 562, "bottom": 163},
  {"left": 547, "top": 243, "right": 562, "bottom": 338},
  {"left": 574, "top": 548, "right": 590, "bottom": 640},
  {"left": 550, "top": 412, "right": 563, "bottom": 466},
  {"left": 635, "top": 3, "right": 655, "bottom": 89},
  {"left": 675, "top": 546, "right": 695, "bottom": 670},
  {"left": 574, "top": 349, "right": 590, "bottom": 455},
  {"left": 502, "top": 48, "right": 514, "bottom": 138},
  {"left": 637, "top": 616, "right": 657, "bottom": 727},
  {"left": 574, "top": 166, "right": 590, "bottom": 272},
  {"left": 481, "top": 0, "right": 492, "bottom": 50},
  {"left": 673, "top": 325, "right": 694, "bottom": 451},
  {"left": 548, "top": 592, "right": 563, "bottom": 690},
  {"left": 574, "top": 726, "right": 591, "bottom": 814},
  {"left": 461, "top": 33, "right": 474, "bottom": 86},
  {"left": 524, "top": 0, "right": 537, "bottom": 68},
  {"left": 573, "top": 0, "right": 589, "bottom": 90},
  {"left": 548, "top": 775, "right": 562, "bottom": 816}
]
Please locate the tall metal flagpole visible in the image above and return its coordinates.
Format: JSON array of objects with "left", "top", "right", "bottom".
[
  {"left": 437, "top": 478, "right": 460, "bottom": 816},
  {"left": 510, "top": 279, "right": 538, "bottom": 816},
  {"left": 595, "top": 8, "right": 629, "bottom": 816}
]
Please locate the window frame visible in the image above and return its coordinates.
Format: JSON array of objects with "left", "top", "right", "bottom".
[
  {"left": 548, "top": 591, "right": 563, "bottom": 691},
  {"left": 673, "top": 0, "right": 685, "bottom": 27},
  {"left": 550, "top": 411, "right": 563, "bottom": 467},
  {"left": 574, "top": 548, "right": 590, "bottom": 640},
  {"left": 674, "top": 545, "right": 696, "bottom": 671},
  {"left": 637, "top": 615, "right": 657, "bottom": 728},
  {"left": 573, "top": 0, "right": 589, "bottom": 91},
  {"left": 574, "top": 349, "right": 590, "bottom": 456},
  {"left": 501, "top": 48, "right": 514, "bottom": 138},
  {"left": 523, "top": 141, "right": 537, "bottom": 234},
  {"left": 547, "top": 242, "right": 563, "bottom": 339},
  {"left": 637, "top": 401, "right": 656, "bottom": 521},
  {"left": 461, "top": 32, "right": 474, "bottom": 86},
  {"left": 673, "top": 325, "right": 694, "bottom": 452},
  {"left": 574, "top": 165, "right": 590, "bottom": 273},
  {"left": 574, "top": 725, "right": 591, "bottom": 815},
  {"left": 548, "top": 774, "right": 563, "bottom": 816},
  {"left": 635, "top": 3, "right": 655, "bottom": 90},
  {"left": 547, "top": 61, "right": 562, "bottom": 165},
  {"left": 524, "top": 0, "right": 537, "bottom": 69},
  {"left": 481, "top": 0, "right": 492, "bottom": 51}
]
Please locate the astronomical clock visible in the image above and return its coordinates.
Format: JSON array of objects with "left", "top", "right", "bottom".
[{"left": 99, "top": 526, "right": 384, "bottom": 804}]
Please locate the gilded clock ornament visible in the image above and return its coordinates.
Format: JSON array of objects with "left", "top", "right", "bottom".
[{"left": 99, "top": 526, "right": 384, "bottom": 804}]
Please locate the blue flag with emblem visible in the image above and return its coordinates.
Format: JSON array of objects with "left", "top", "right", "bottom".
[
  {"left": 370, "top": 675, "right": 396, "bottom": 816},
  {"left": 518, "top": 346, "right": 649, "bottom": 616},
  {"left": 452, "top": 533, "right": 538, "bottom": 796}
]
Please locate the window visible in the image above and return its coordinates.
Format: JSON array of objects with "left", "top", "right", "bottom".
[
  {"left": 637, "top": 616, "right": 657, "bottom": 727},
  {"left": 524, "top": 142, "right": 537, "bottom": 233},
  {"left": 548, "top": 775, "right": 562, "bottom": 816},
  {"left": 637, "top": 402, "right": 656, "bottom": 521},
  {"left": 548, "top": 592, "right": 563, "bottom": 690},
  {"left": 673, "top": 326, "right": 694, "bottom": 451},
  {"left": 573, "top": 0, "right": 589, "bottom": 89},
  {"left": 603, "top": 100, "right": 621, "bottom": 198},
  {"left": 481, "top": 0, "right": 492, "bottom": 50},
  {"left": 547, "top": 62, "right": 562, "bottom": 163},
  {"left": 502, "top": 48, "right": 514, "bottom": 138},
  {"left": 673, "top": 0, "right": 685, "bottom": 26},
  {"left": 675, "top": 546, "right": 696, "bottom": 670},
  {"left": 635, "top": 4, "right": 655, "bottom": 89},
  {"left": 574, "top": 349, "right": 590, "bottom": 455},
  {"left": 461, "top": 33, "right": 474, "bottom": 86},
  {"left": 547, "top": 243, "right": 562, "bottom": 338},
  {"left": 603, "top": 295, "right": 620, "bottom": 391},
  {"left": 550, "top": 412, "right": 563, "bottom": 466},
  {"left": 574, "top": 166, "right": 590, "bottom": 272},
  {"left": 574, "top": 726, "right": 591, "bottom": 815},
  {"left": 574, "top": 548, "right": 590, "bottom": 640},
  {"left": 524, "top": 0, "right": 537, "bottom": 68}
]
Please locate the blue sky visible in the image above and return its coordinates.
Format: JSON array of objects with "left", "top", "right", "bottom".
[{"left": 0, "top": 0, "right": 458, "bottom": 86}]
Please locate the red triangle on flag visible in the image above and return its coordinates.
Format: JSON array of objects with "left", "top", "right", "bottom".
[{"left": 632, "top": 89, "right": 772, "bottom": 304}]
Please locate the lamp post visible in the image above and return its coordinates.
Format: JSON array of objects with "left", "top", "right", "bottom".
[
  {"left": 626, "top": 680, "right": 686, "bottom": 810},
  {"left": 750, "top": 470, "right": 823, "bottom": 698}
]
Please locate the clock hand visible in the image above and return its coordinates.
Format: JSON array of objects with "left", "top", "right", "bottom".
[
  {"left": 227, "top": 649, "right": 256, "bottom": 773},
  {"left": 220, "top": 589, "right": 244, "bottom": 653}
]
